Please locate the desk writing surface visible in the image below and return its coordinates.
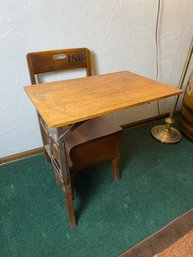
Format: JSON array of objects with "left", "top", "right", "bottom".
[{"left": 24, "top": 71, "right": 182, "bottom": 128}]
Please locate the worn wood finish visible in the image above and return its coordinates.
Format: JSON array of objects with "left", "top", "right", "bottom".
[
  {"left": 25, "top": 71, "right": 182, "bottom": 128},
  {"left": 26, "top": 48, "right": 122, "bottom": 228}
]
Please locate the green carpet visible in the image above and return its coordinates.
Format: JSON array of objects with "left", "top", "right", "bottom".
[{"left": 0, "top": 120, "right": 193, "bottom": 257}]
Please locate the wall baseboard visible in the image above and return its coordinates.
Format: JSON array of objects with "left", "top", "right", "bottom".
[
  {"left": 0, "top": 147, "right": 44, "bottom": 165},
  {"left": 0, "top": 112, "right": 173, "bottom": 165},
  {"left": 121, "top": 112, "right": 170, "bottom": 130}
]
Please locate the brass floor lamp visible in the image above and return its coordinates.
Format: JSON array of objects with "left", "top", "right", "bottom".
[{"left": 151, "top": 37, "right": 193, "bottom": 143}]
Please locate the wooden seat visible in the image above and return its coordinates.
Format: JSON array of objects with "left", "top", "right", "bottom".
[{"left": 26, "top": 48, "right": 122, "bottom": 227}]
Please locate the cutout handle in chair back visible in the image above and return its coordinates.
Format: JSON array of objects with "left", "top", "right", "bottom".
[{"left": 27, "top": 48, "right": 92, "bottom": 84}]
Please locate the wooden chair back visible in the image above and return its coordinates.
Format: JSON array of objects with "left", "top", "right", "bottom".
[{"left": 26, "top": 48, "right": 92, "bottom": 84}]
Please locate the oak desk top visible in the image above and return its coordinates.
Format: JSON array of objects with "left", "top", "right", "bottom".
[{"left": 24, "top": 71, "right": 182, "bottom": 128}]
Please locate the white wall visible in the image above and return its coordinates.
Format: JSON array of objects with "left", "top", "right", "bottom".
[{"left": 0, "top": 0, "right": 193, "bottom": 158}]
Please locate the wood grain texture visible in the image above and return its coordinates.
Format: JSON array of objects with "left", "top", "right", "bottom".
[{"left": 24, "top": 71, "right": 182, "bottom": 128}]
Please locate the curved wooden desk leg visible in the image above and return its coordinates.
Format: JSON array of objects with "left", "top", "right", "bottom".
[
  {"left": 112, "top": 156, "right": 120, "bottom": 181},
  {"left": 64, "top": 182, "right": 77, "bottom": 228},
  {"left": 57, "top": 127, "right": 78, "bottom": 228},
  {"left": 112, "top": 135, "right": 121, "bottom": 181},
  {"left": 38, "top": 115, "right": 51, "bottom": 163}
]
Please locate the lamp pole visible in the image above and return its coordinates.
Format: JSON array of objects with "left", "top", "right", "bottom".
[{"left": 151, "top": 37, "right": 193, "bottom": 143}]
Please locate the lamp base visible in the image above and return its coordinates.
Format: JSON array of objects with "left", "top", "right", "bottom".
[{"left": 151, "top": 118, "right": 182, "bottom": 144}]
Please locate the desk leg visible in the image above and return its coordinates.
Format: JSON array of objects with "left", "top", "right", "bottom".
[
  {"left": 37, "top": 113, "right": 51, "bottom": 163},
  {"left": 57, "top": 127, "right": 76, "bottom": 228},
  {"left": 65, "top": 183, "right": 76, "bottom": 228},
  {"left": 52, "top": 122, "right": 86, "bottom": 228},
  {"left": 112, "top": 134, "right": 121, "bottom": 181}
]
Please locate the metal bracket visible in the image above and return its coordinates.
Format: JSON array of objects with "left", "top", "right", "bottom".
[
  {"left": 54, "top": 120, "right": 88, "bottom": 186},
  {"left": 57, "top": 120, "right": 87, "bottom": 144}
]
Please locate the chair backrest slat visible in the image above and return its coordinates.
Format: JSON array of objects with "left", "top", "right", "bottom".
[{"left": 27, "top": 48, "right": 92, "bottom": 84}]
